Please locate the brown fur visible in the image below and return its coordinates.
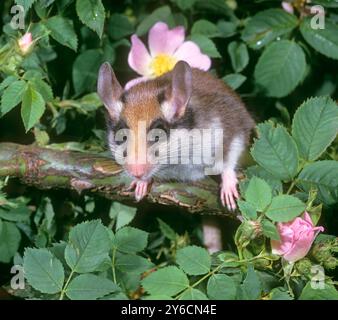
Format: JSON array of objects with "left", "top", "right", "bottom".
[{"left": 117, "top": 68, "right": 255, "bottom": 160}]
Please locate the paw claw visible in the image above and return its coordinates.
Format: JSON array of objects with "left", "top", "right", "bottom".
[
  {"left": 220, "top": 170, "right": 239, "bottom": 211},
  {"left": 129, "top": 179, "right": 152, "bottom": 202}
]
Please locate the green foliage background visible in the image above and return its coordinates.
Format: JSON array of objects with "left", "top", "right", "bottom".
[{"left": 0, "top": 0, "right": 337, "bottom": 300}]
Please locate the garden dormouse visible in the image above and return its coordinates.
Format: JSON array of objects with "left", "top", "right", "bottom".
[{"left": 98, "top": 61, "right": 255, "bottom": 212}]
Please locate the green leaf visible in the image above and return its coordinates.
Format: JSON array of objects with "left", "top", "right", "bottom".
[
  {"left": 0, "top": 80, "right": 26, "bottom": 116},
  {"left": 100, "top": 292, "right": 129, "bottom": 300},
  {"left": 179, "top": 288, "right": 208, "bottom": 300},
  {"left": 30, "top": 78, "right": 53, "bottom": 102},
  {"left": 240, "top": 265, "right": 262, "bottom": 300},
  {"left": 292, "top": 97, "right": 338, "bottom": 161},
  {"left": 191, "top": 20, "right": 221, "bottom": 38},
  {"left": 136, "top": 6, "right": 173, "bottom": 36},
  {"left": 0, "top": 204, "right": 30, "bottom": 222},
  {"left": 157, "top": 218, "right": 177, "bottom": 241},
  {"left": 228, "top": 41, "right": 249, "bottom": 73},
  {"left": 77, "top": 93, "right": 102, "bottom": 112},
  {"left": 265, "top": 195, "right": 306, "bottom": 222},
  {"left": 245, "top": 165, "right": 283, "bottom": 195},
  {"left": 76, "top": 0, "right": 105, "bottom": 38},
  {"left": 207, "top": 274, "right": 237, "bottom": 300},
  {"left": 312, "top": 0, "right": 338, "bottom": 7},
  {"left": 66, "top": 274, "right": 119, "bottom": 300},
  {"left": 251, "top": 122, "right": 299, "bottom": 181},
  {"left": 300, "top": 18, "right": 338, "bottom": 60},
  {"left": 297, "top": 161, "right": 338, "bottom": 205},
  {"left": 45, "top": 16, "right": 78, "bottom": 51},
  {"left": 242, "top": 9, "right": 298, "bottom": 49},
  {"left": 299, "top": 282, "right": 338, "bottom": 300},
  {"left": 23, "top": 248, "right": 64, "bottom": 294},
  {"left": 115, "top": 253, "right": 154, "bottom": 274},
  {"left": 116, "top": 269, "right": 140, "bottom": 293},
  {"left": 50, "top": 241, "right": 67, "bottom": 266},
  {"left": 222, "top": 74, "right": 247, "bottom": 90},
  {"left": 113, "top": 226, "right": 148, "bottom": 253},
  {"left": 195, "top": 0, "right": 232, "bottom": 15},
  {"left": 108, "top": 14, "right": 134, "bottom": 40},
  {"left": 254, "top": 40, "right": 306, "bottom": 97},
  {"left": 237, "top": 200, "right": 257, "bottom": 220},
  {"left": 0, "top": 221, "right": 21, "bottom": 263},
  {"left": 190, "top": 34, "right": 221, "bottom": 58},
  {"left": 21, "top": 85, "right": 45, "bottom": 132},
  {"left": 217, "top": 20, "right": 237, "bottom": 38},
  {"left": 270, "top": 287, "right": 293, "bottom": 300},
  {"left": 0, "top": 76, "right": 18, "bottom": 92},
  {"left": 109, "top": 202, "right": 137, "bottom": 230},
  {"left": 143, "top": 295, "right": 173, "bottom": 300},
  {"left": 315, "top": 0, "right": 338, "bottom": 7},
  {"left": 65, "top": 220, "right": 111, "bottom": 273},
  {"left": 141, "top": 266, "right": 189, "bottom": 296},
  {"left": 171, "top": 0, "right": 197, "bottom": 10},
  {"left": 72, "top": 49, "right": 104, "bottom": 95},
  {"left": 245, "top": 176, "right": 272, "bottom": 211},
  {"left": 261, "top": 219, "right": 280, "bottom": 241},
  {"left": 15, "top": 0, "right": 36, "bottom": 12},
  {"left": 176, "top": 245, "right": 211, "bottom": 275}
]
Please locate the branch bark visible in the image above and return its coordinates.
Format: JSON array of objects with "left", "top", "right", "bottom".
[{"left": 0, "top": 143, "right": 234, "bottom": 216}]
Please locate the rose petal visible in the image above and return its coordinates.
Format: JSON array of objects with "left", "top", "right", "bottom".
[
  {"left": 148, "top": 22, "right": 185, "bottom": 56},
  {"left": 283, "top": 230, "right": 315, "bottom": 262},
  {"left": 271, "top": 226, "right": 293, "bottom": 255},
  {"left": 173, "top": 41, "right": 211, "bottom": 70},
  {"left": 125, "top": 76, "right": 149, "bottom": 90},
  {"left": 271, "top": 224, "right": 293, "bottom": 255},
  {"left": 128, "top": 35, "right": 152, "bottom": 76},
  {"left": 271, "top": 240, "right": 288, "bottom": 256}
]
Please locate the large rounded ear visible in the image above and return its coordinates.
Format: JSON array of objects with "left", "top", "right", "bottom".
[
  {"left": 162, "top": 61, "right": 192, "bottom": 122},
  {"left": 97, "top": 62, "right": 123, "bottom": 120}
]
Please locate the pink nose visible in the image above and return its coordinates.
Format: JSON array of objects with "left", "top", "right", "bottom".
[{"left": 128, "top": 164, "right": 149, "bottom": 178}]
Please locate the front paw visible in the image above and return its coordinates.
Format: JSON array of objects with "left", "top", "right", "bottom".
[
  {"left": 128, "top": 179, "right": 152, "bottom": 202},
  {"left": 220, "top": 170, "right": 239, "bottom": 211}
]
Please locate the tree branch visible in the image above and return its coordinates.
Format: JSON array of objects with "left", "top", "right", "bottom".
[{"left": 0, "top": 143, "right": 234, "bottom": 216}]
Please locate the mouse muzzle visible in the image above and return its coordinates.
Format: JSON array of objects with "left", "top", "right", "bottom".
[{"left": 126, "top": 163, "right": 151, "bottom": 180}]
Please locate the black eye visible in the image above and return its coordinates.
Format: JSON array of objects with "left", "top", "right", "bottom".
[
  {"left": 115, "top": 135, "right": 127, "bottom": 145},
  {"left": 154, "top": 135, "right": 160, "bottom": 142}
]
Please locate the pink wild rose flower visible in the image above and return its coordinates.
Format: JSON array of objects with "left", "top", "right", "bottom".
[
  {"left": 126, "top": 22, "right": 211, "bottom": 89},
  {"left": 18, "top": 32, "right": 33, "bottom": 55},
  {"left": 271, "top": 212, "right": 324, "bottom": 262},
  {"left": 281, "top": 1, "right": 295, "bottom": 14}
]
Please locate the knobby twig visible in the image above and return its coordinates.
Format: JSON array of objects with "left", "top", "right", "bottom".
[{"left": 0, "top": 143, "right": 235, "bottom": 217}]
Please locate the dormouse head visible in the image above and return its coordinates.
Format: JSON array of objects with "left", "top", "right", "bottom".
[{"left": 97, "top": 61, "right": 192, "bottom": 181}]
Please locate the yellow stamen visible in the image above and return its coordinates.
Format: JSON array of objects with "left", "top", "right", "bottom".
[{"left": 149, "top": 54, "right": 177, "bottom": 77}]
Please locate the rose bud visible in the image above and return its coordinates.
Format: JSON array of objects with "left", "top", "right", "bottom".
[
  {"left": 18, "top": 32, "right": 33, "bottom": 55},
  {"left": 271, "top": 212, "right": 324, "bottom": 263}
]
